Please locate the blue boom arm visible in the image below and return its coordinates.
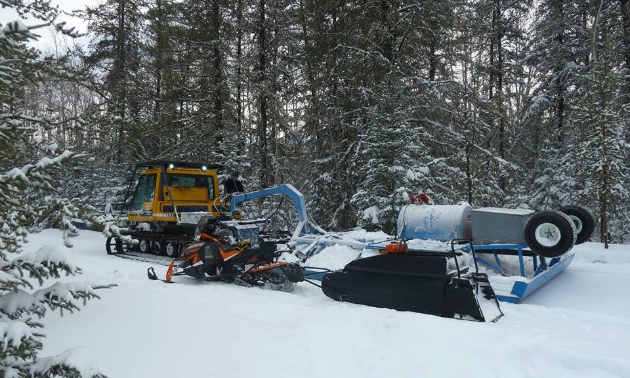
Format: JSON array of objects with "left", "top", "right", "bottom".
[{"left": 229, "top": 184, "right": 320, "bottom": 238}]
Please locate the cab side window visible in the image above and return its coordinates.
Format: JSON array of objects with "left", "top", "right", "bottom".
[{"left": 130, "top": 174, "right": 157, "bottom": 210}]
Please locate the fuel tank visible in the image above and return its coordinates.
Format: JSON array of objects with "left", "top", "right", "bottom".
[{"left": 397, "top": 203, "right": 472, "bottom": 241}]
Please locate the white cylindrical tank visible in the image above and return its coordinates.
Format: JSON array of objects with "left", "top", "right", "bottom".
[{"left": 397, "top": 203, "right": 472, "bottom": 241}]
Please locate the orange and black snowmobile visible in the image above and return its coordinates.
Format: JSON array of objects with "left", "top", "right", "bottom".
[{"left": 147, "top": 217, "right": 298, "bottom": 291}]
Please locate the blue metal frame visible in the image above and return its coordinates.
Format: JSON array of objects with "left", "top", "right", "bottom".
[
  {"left": 472, "top": 244, "right": 574, "bottom": 303},
  {"left": 473, "top": 244, "right": 528, "bottom": 276},
  {"left": 230, "top": 184, "right": 308, "bottom": 222},
  {"left": 300, "top": 269, "right": 327, "bottom": 281},
  {"left": 229, "top": 184, "right": 323, "bottom": 237},
  {"left": 500, "top": 254, "right": 573, "bottom": 303}
]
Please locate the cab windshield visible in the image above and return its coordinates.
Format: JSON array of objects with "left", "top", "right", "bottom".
[{"left": 166, "top": 174, "right": 215, "bottom": 199}]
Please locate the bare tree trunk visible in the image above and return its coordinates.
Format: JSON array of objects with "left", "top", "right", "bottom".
[
  {"left": 236, "top": 0, "right": 243, "bottom": 154},
  {"left": 555, "top": 0, "right": 565, "bottom": 141},
  {"left": 154, "top": 0, "right": 164, "bottom": 123},
  {"left": 599, "top": 87, "right": 610, "bottom": 248},
  {"left": 213, "top": 0, "right": 223, "bottom": 148},
  {"left": 495, "top": 0, "right": 505, "bottom": 196},
  {"left": 115, "top": 0, "right": 127, "bottom": 163},
  {"left": 429, "top": 39, "right": 437, "bottom": 81},
  {"left": 620, "top": 0, "right": 630, "bottom": 103},
  {"left": 489, "top": 8, "right": 495, "bottom": 101},
  {"left": 258, "top": 0, "right": 270, "bottom": 187}
]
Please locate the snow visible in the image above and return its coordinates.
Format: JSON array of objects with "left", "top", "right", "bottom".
[
  {"left": 474, "top": 207, "right": 535, "bottom": 215},
  {"left": 337, "top": 229, "right": 390, "bottom": 242},
  {"left": 405, "top": 238, "right": 453, "bottom": 251},
  {"left": 30, "top": 347, "right": 102, "bottom": 378},
  {"left": 2, "top": 20, "right": 29, "bottom": 33},
  {"left": 19, "top": 229, "right": 630, "bottom": 378},
  {"left": 1, "top": 151, "right": 75, "bottom": 185},
  {"left": 0, "top": 289, "right": 40, "bottom": 317},
  {"left": 406, "top": 166, "right": 429, "bottom": 179},
  {"left": 305, "top": 244, "right": 363, "bottom": 270},
  {"left": 3, "top": 167, "right": 27, "bottom": 182},
  {"left": 362, "top": 205, "right": 379, "bottom": 224},
  {"left": 14, "top": 244, "right": 76, "bottom": 270},
  {"left": 524, "top": 243, "right": 630, "bottom": 316},
  {"left": 0, "top": 320, "right": 33, "bottom": 349}
]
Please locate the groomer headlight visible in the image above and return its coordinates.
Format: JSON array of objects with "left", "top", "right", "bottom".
[
  {"left": 168, "top": 163, "right": 174, "bottom": 169},
  {"left": 201, "top": 165, "right": 207, "bottom": 171}
]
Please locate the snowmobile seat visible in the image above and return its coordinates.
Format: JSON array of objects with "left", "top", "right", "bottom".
[{"left": 230, "top": 242, "right": 277, "bottom": 265}]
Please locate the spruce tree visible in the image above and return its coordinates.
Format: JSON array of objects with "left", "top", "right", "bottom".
[
  {"left": 573, "top": 28, "right": 630, "bottom": 245},
  {"left": 82, "top": 0, "right": 146, "bottom": 163},
  {"left": 0, "top": 2, "right": 111, "bottom": 376},
  {"left": 522, "top": 0, "right": 591, "bottom": 209}
]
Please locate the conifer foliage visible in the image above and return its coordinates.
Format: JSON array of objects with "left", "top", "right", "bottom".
[
  {"left": 1, "top": 1, "right": 110, "bottom": 376},
  {"left": 9, "top": 0, "right": 630, "bottom": 242}
]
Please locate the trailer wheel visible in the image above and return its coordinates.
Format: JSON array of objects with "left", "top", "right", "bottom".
[
  {"left": 524, "top": 210, "right": 576, "bottom": 258},
  {"left": 559, "top": 205, "right": 596, "bottom": 245},
  {"left": 165, "top": 242, "right": 179, "bottom": 258}
]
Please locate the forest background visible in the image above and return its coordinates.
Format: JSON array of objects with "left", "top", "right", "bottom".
[{"left": 4, "top": 0, "right": 630, "bottom": 244}]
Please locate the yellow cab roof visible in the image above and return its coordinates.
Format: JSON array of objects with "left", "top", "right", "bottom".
[{"left": 136, "top": 161, "right": 222, "bottom": 176}]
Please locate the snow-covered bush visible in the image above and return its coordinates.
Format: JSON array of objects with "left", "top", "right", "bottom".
[{"left": 1, "top": 2, "right": 112, "bottom": 377}]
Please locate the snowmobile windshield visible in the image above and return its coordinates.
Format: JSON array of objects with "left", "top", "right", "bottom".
[
  {"left": 194, "top": 216, "right": 213, "bottom": 240},
  {"left": 166, "top": 174, "right": 215, "bottom": 198},
  {"left": 130, "top": 174, "right": 157, "bottom": 211}
]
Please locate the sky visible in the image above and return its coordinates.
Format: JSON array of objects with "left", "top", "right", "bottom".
[{"left": 0, "top": 0, "right": 98, "bottom": 53}]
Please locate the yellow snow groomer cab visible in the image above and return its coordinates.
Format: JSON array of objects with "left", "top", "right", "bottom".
[{"left": 125, "top": 161, "right": 231, "bottom": 228}]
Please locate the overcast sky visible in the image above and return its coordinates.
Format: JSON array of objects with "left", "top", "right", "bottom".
[{"left": 1, "top": 0, "right": 98, "bottom": 53}]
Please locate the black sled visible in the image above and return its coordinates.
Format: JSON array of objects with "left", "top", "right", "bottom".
[{"left": 320, "top": 240, "right": 503, "bottom": 322}]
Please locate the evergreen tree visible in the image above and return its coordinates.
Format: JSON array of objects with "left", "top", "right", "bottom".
[
  {"left": 0, "top": 2, "right": 112, "bottom": 376},
  {"left": 573, "top": 25, "right": 630, "bottom": 245},
  {"left": 300, "top": 0, "right": 360, "bottom": 230},
  {"left": 351, "top": 75, "right": 433, "bottom": 232},
  {"left": 27, "top": 0, "right": 630, "bottom": 242},
  {"left": 82, "top": 0, "right": 146, "bottom": 163},
  {"left": 522, "top": 0, "right": 592, "bottom": 209}
]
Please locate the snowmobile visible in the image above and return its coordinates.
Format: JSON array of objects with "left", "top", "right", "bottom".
[{"left": 147, "top": 217, "right": 298, "bottom": 291}]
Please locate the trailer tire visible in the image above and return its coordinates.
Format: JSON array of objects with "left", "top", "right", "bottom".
[
  {"left": 559, "top": 205, "right": 596, "bottom": 245},
  {"left": 524, "top": 210, "right": 576, "bottom": 258}
]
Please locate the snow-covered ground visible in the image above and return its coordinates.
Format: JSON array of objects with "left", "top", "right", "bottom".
[{"left": 24, "top": 230, "right": 630, "bottom": 378}]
